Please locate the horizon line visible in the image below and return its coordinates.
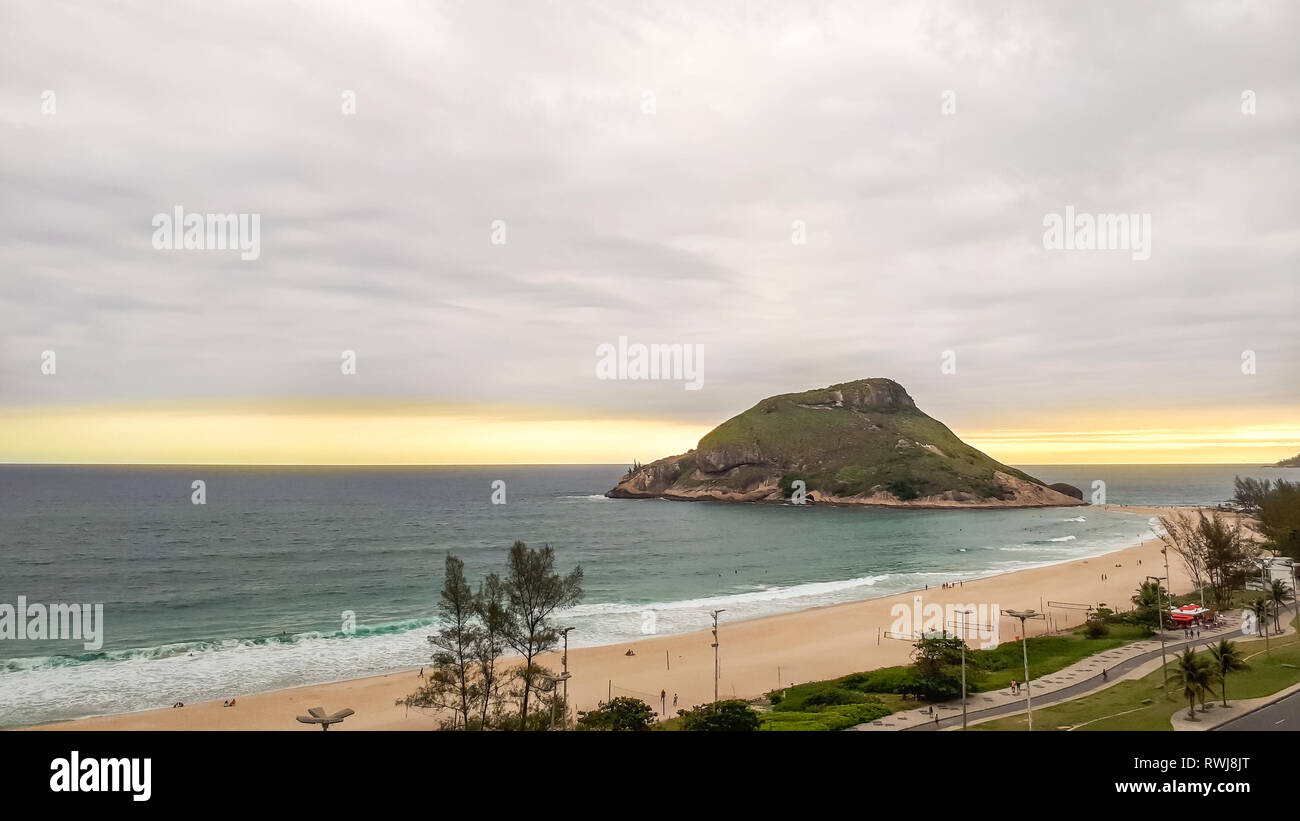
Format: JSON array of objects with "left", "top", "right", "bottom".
[{"left": 0, "top": 461, "right": 1292, "bottom": 468}]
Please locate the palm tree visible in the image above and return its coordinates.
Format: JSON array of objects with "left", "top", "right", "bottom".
[
  {"left": 1166, "top": 647, "right": 1215, "bottom": 720},
  {"left": 1267, "top": 578, "right": 1292, "bottom": 633},
  {"left": 1132, "top": 580, "right": 1167, "bottom": 629},
  {"left": 1208, "top": 639, "right": 1249, "bottom": 707},
  {"left": 1251, "top": 597, "right": 1269, "bottom": 636}
]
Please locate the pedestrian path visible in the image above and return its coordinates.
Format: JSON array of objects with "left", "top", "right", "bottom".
[{"left": 851, "top": 614, "right": 1247, "bottom": 731}]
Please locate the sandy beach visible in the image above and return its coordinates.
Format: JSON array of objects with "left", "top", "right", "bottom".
[{"left": 34, "top": 505, "right": 1200, "bottom": 731}]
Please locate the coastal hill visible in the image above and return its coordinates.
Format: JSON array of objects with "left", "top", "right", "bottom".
[
  {"left": 607, "top": 378, "right": 1084, "bottom": 508},
  {"left": 1277, "top": 453, "right": 1300, "bottom": 467}
]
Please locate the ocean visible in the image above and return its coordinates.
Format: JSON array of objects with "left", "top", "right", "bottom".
[{"left": 0, "top": 463, "right": 1292, "bottom": 727}]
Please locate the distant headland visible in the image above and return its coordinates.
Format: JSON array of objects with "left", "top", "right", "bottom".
[{"left": 606, "top": 378, "right": 1084, "bottom": 508}]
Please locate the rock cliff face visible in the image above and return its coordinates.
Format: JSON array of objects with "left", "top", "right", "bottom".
[
  {"left": 607, "top": 378, "right": 1084, "bottom": 508},
  {"left": 1049, "top": 482, "right": 1085, "bottom": 501}
]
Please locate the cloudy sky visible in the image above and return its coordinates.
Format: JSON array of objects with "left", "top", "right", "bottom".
[{"left": 1, "top": 0, "right": 1296, "bottom": 464}]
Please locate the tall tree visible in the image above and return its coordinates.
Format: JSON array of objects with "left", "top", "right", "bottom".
[
  {"left": 1166, "top": 647, "right": 1216, "bottom": 720},
  {"left": 1157, "top": 513, "right": 1207, "bottom": 603},
  {"left": 473, "top": 572, "right": 509, "bottom": 730},
  {"left": 1208, "top": 638, "right": 1249, "bottom": 707},
  {"left": 1251, "top": 598, "right": 1270, "bottom": 640},
  {"left": 399, "top": 554, "right": 481, "bottom": 728},
  {"left": 1164, "top": 511, "right": 1255, "bottom": 609},
  {"left": 501, "top": 541, "right": 583, "bottom": 729},
  {"left": 1256, "top": 480, "right": 1300, "bottom": 561},
  {"left": 1232, "top": 476, "right": 1273, "bottom": 513},
  {"left": 1267, "top": 578, "right": 1292, "bottom": 632}
]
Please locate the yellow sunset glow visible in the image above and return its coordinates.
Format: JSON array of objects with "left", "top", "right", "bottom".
[
  {"left": 0, "top": 402, "right": 710, "bottom": 465},
  {"left": 0, "top": 401, "right": 1296, "bottom": 465}
]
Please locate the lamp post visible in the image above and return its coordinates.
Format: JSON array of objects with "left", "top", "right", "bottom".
[
  {"left": 1293, "top": 561, "right": 1298, "bottom": 628},
  {"left": 559, "top": 627, "right": 574, "bottom": 730},
  {"left": 710, "top": 609, "right": 726, "bottom": 703},
  {"left": 1002, "top": 609, "right": 1045, "bottom": 730},
  {"left": 947, "top": 609, "right": 982, "bottom": 730},
  {"left": 1146, "top": 575, "right": 1169, "bottom": 681}
]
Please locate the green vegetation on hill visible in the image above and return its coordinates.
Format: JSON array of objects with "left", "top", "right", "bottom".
[
  {"left": 692, "top": 380, "right": 1038, "bottom": 500},
  {"left": 1276, "top": 452, "right": 1300, "bottom": 468},
  {"left": 610, "top": 378, "right": 1067, "bottom": 504}
]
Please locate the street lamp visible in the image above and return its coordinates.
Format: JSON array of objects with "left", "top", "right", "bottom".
[
  {"left": 1002, "top": 609, "right": 1045, "bottom": 730},
  {"left": 559, "top": 627, "right": 575, "bottom": 730},
  {"left": 946, "top": 609, "right": 989, "bottom": 731},
  {"left": 1292, "top": 561, "right": 1299, "bottom": 627},
  {"left": 1146, "top": 575, "right": 1169, "bottom": 680},
  {"left": 710, "top": 609, "right": 726, "bottom": 703}
]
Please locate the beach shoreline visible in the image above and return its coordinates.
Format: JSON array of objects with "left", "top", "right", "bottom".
[{"left": 27, "top": 504, "right": 1207, "bottom": 731}]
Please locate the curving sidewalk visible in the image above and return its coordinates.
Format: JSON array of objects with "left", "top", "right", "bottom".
[{"left": 849, "top": 608, "right": 1295, "bottom": 731}]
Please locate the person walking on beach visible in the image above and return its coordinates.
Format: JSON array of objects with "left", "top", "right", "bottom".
[
  {"left": 660, "top": 689, "right": 667, "bottom": 714},
  {"left": 673, "top": 692, "right": 678, "bottom": 709}
]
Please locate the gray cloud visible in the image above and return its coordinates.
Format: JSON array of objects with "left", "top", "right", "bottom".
[{"left": 1, "top": 0, "right": 1296, "bottom": 428}]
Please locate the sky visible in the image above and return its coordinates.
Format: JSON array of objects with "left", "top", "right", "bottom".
[{"left": 1, "top": 0, "right": 1296, "bottom": 464}]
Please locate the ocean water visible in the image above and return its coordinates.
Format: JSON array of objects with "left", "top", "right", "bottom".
[{"left": 0, "top": 463, "right": 1290, "bottom": 726}]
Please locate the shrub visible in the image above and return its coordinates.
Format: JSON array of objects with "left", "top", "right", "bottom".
[
  {"left": 1084, "top": 616, "right": 1110, "bottom": 638},
  {"left": 759, "top": 702, "right": 891, "bottom": 731},
  {"left": 886, "top": 478, "right": 923, "bottom": 500},
  {"left": 575, "top": 696, "right": 655, "bottom": 731},
  {"left": 679, "top": 699, "right": 760, "bottom": 731},
  {"left": 772, "top": 682, "right": 869, "bottom": 712},
  {"left": 840, "top": 666, "right": 918, "bottom": 694}
]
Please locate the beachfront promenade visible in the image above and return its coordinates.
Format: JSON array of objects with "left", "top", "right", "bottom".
[{"left": 852, "top": 604, "right": 1298, "bottom": 732}]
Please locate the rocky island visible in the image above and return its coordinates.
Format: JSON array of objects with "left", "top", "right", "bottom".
[{"left": 607, "top": 378, "right": 1084, "bottom": 508}]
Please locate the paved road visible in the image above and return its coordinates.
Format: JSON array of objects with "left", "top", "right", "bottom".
[
  {"left": 905, "top": 602, "right": 1298, "bottom": 731},
  {"left": 1213, "top": 688, "right": 1300, "bottom": 731},
  {"left": 907, "top": 626, "right": 1249, "bottom": 731}
]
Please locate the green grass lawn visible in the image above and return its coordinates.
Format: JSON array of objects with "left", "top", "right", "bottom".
[
  {"left": 973, "top": 617, "right": 1300, "bottom": 731},
  {"left": 767, "top": 623, "right": 1148, "bottom": 709},
  {"left": 652, "top": 616, "right": 1296, "bottom": 732},
  {"left": 730, "top": 623, "right": 1153, "bottom": 731},
  {"left": 975, "top": 624, "right": 1149, "bottom": 690}
]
